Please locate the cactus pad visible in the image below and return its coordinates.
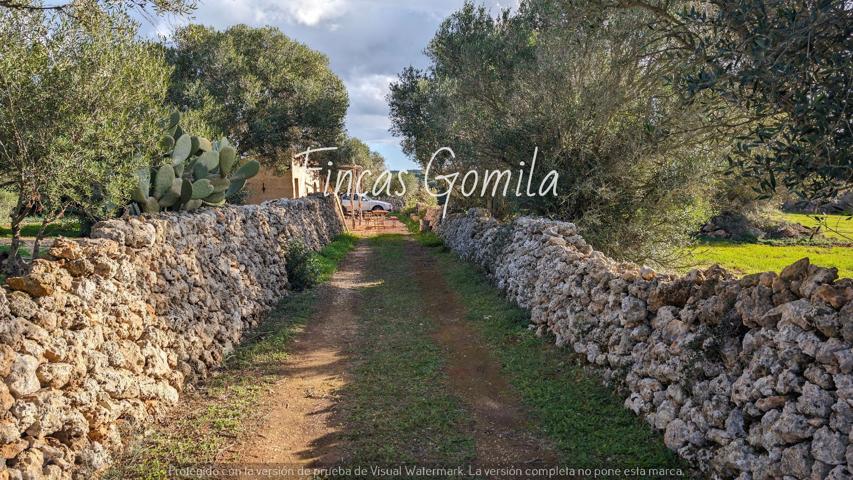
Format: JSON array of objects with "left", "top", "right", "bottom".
[
  {"left": 132, "top": 168, "right": 150, "bottom": 204},
  {"left": 172, "top": 134, "right": 192, "bottom": 163},
  {"left": 197, "top": 137, "right": 212, "bottom": 152},
  {"left": 210, "top": 177, "right": 230, "bottom": 193},
  {"left": 159, "top": 135, "right": 175, "bottom": 153},
  {"left": 184, "top": 199, "right": 202, "bottom": 211},
  {"left": 226, "top": 178, "right": 246, "bottom": 197},
  {"left": 167, "top": 111, "right": 181, "bottom": 129},
  {"left": 203, "top": 191, "right": 226, "bottom": 205},
  {"left": 191, "top": 179, "right": 214, "bottom": 199},
  {"left": 232, "top": 160, "right": 260, "bottom": 181},
  {"left": 143, "top": 196, "right": 160, "bottom": 213},
  {"left": 158, "top": 178, "right": 183, "bottom": 207},
  {"left": 199, "top": 151, "right": 220, "bottom": 172},
  {"left": 180, "top": 178, "right": 193, "bottom": 205},
  {"left": 154, "top": 165, "right": 175, "bottom": 199},
  {"left": 219, "top": 146, "right": 238, "bottom": 175}
]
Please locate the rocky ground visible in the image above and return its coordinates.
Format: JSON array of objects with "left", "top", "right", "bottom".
[{"left": 699, "top": 212, "right": 814, "bottom": 241}]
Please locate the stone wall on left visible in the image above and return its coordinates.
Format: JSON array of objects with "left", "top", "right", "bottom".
[{"left": 0, "top": 195, "right": 345, "bottom": 479}]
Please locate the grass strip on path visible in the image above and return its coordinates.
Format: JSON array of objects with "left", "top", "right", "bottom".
[
  {"left": 334, "top": 234, "right": 476, "bottom": 472},
  {"left": 392, "top": 212, "right": 442, "bottom": 246},
  {"left": 106, "top": 233, "right": 357, "bottom": 480}
]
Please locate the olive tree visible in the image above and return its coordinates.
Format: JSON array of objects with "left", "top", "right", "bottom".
[
  {"left": 0, "top": 0, "right": 195, "bottom": 18},
  {"left": 0, "top": 7, "right": 170, "bottom": 273},
  {"left": 606, "top": 0, "right": 852, "bottom": 201},
  {"left": 167, "top": 25, "right": 349, "bottom": 169},
  {"left": 390, "top": 1, "right": 726, "bottom": 262}
]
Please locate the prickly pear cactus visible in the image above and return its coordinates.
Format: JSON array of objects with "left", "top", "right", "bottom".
[{"left": 130, "top": 111, "right": 260, "bottom": 214}]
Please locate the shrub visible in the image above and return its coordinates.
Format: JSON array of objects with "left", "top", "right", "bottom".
[{"left": 285, "top": 240, "right": 322, "bottom": 291}]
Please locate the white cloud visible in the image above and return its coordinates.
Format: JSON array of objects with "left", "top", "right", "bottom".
[
  {"left": 345, "top": 74, "right": 396, "bottom": 115},
  {"left": 282, "top": 0, "right": 347, "bottom": 26}
]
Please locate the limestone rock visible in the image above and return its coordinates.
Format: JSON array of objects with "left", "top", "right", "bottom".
[
  {"left": 812, "top": 427, "right": 846, "bottom": 465},
  {"left": 797, "top": 382, "right": 835, "bottom": 417},
  {"left": 781, "top": 258, "right": 810, "bottom": 282},
  {"left": 0, "top": 382, "right": 13, "bottom": 411},
  {"left": 6, "top": 275, "right": 53, "bottom": 297},
  {"left": 780, "top": 442, "right": 813, "bottom": 479},
  {"left": 36, "top": 363, "right": 73, "bottom": 389},
  {"left": 1, "top": 439, "right": 27, "bottom": 459},
  {"left": 6, "top": 354, "right": 40, "bottom": 397}
]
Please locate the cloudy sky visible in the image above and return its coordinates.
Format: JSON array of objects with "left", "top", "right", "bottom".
[{"left": 137, "top": 0, "right": 510, "bottom": 170}]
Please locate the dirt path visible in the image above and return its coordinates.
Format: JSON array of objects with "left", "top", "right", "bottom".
[
  {"left": 223, "top": 234, "right": 556, "bottom": 477},
  {"left": 406, "top": 240, "right": 558, "bottom": 471},
  {"left": 221, "top": 243, "right": 372, "bottom": 473}
]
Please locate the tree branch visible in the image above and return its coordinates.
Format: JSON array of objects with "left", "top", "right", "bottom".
[{"left": 0, "top": 0, "right": 70, "bottom": 10}]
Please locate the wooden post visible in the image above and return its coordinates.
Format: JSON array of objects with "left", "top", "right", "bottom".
[
  {"left": 350, "top": 194, "right": 355, "bottom": 229},
  {"left": 338, "top": 164, "right": 363, "bottom": 230},
  {"left": 357, "top": 188, "right": 363, "bottom": 226}
]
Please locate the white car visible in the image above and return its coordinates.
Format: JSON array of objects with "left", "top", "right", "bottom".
[{"left": 340, "top": 193, "right": 394, "bottom": 212}]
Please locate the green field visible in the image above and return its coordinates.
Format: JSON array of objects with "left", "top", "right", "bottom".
[
  {"left": 0, "top": 216, "right": 83, "bottom": 238},
  {"left": 684, "top": 241, "right": 853, "bottom": 278},
  {"left": 684, "top": 213, "right": 853, "bottom": 278},
  {"left": 775, "top": 213, "right": 853, "bottom": 241}
]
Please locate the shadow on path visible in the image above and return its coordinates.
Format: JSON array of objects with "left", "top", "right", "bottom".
[{"left": 221, "top": 243, "right": 374, "bottom": 474}]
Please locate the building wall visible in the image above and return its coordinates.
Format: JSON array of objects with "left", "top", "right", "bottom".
[
  {"left": 245, "top": 168, "right": 294, "bottom": 204},
  {"left": 245, "top": 162, "right": 322, "bottom": 204}
]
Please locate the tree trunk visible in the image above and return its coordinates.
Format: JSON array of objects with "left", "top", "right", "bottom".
[
  {"left": 31, "top": 208, "right": 64, "bottom": 262},
  {"left": 31, "top": 219, "right": 48, "bottom": 262},
  {"left": 5, "top": 196, "right": 31, "bottom": 276},
  {"left": 7, "top": 220, "right": 26, "bottom": 276}
]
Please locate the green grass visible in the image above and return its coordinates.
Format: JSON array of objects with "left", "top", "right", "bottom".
[
  {"left": 778, "top": 212, "right": 853, "bottom": 241},
  {"left": 419, "top": 238, "right": 688, "bottom": 474},
  {"left": 683, "top": 240, "right": 853, "bottom": 278},
  {"left": 106, "top": 234, "right": 357, "bottom": 480},
  {"left": 0, "top": 217, "right": 83, "bottom": 238},
  {"left": 335, "top": 235, "right": 475, "bottom": 471},
  {"left": 392, "top": 212, "right": 443, "bottom": 247},
  {"left": 681, "top": 213, "right": 852, "bottom": 278},
  {"left": 0, "top": 244, "right": 31, "bottom": 257},
  {"left": 315, "top": 233, "right": 358, "bottom": 283}
]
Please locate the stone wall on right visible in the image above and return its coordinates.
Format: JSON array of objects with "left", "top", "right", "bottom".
[{"left": 434, "top": 208, "right": 852, "bottom": 480}]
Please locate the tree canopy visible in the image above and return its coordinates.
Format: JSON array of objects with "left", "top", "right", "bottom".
[
  {"left": 167, "top": 24, "right": 349, "bottom": 169},
  {"left": 0, "top": 0, "right": 196, "bottom": 23},
  {"left": 389, "top": 0, "right": 851, "bottom": 260},
  {"left": 390, "top": 1, "right": 725, "bottom": 261},
  {"left": 0, "top": 6, "right": 170, "bottom": 271},
  {"left": 618, "top": 0, "right": 852, "bottom": 201}
]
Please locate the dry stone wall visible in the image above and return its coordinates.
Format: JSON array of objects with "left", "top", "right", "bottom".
[
  {"left": 434, "top": 208, "right": 853, "bottom": 480},
  {"left": 0, "top": 195, "right": 344, "bottom": 479}
]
